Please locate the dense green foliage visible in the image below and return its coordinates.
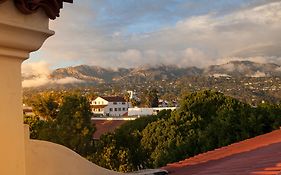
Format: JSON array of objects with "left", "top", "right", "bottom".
[
  {"left": 91, "top": 110, "right": 171, "bottom": 172},
  {"left": 25, "top": 90, "right": 281, "bottom": 172},
  {"left": 31, "top": 93, "right": 59, "bottom": 120},
  {"left": 24, "top": 115, "right": 46, "bottom": 139},
  {"left": 24, "top": 93, "right": 95, "bottom": 157},
  {"left": 145, "top": 88, "right": 159, "bottom": 107},
  {"left": 94, "top": 90, "right": 281, "bottom": 171}
]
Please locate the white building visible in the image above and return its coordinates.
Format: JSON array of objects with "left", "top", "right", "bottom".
[
  {"left": 127, "top": 90, "right": 140, "bottom": 102},
  {"left": 128, "top": 108, "right": 154, "bottom": 116},
  {"left": 91, "top": 96, "right": 130, "bottom": 117},
  {"left": 128, "top": 107, "right": 177, "bottom": 117}
]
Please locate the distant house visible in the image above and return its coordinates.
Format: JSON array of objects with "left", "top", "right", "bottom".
[
  {"left": 91, "top": 96, "right": 130, "bottom": 117},
  {"left": 127, "top": 90, "right": 140, "bottom": 101},
  {"left": 128, "top": 107, "right": 177, "bottom": 117},
  {"left": 158, "top": 99, "right": 169, "bottom": 107},
  {"left": 23, "top": 104, "right": 35, "bottom": 116}
]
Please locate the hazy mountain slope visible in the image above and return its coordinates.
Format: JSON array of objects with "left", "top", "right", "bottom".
[
  {"left": 49, "top": 64, "right": 203, "bottom": 83},
  {"left": 23, "top": 61, "right": 281, "bottom": 87},
  {"left": 50, "top": 65, "right": 126, "bottom": 83},
  {"left": 204, "top": 61, "right": 281, "bottom": 77},
  {"left": 114, "top": 65, "right": 202, "bottom": 82}
]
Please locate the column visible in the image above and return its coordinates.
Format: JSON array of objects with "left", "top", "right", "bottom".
[{"left": 0, "top": 1, "right": 54, "bottom": 174}]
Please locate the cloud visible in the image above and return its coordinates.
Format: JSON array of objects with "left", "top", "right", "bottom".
[
  {"left": 249, "top": 71, "right": 266, "bottom": 78},
  {"left": 22, "top": 77, "right": 84, "bottom": 88},
  {"left": 28, "top": 1, "right": 281, "bottom": 69},
  {"left": 22, "top": 61, "right": 50, "bottom": 77},
  {"left": 181, "top": 48, "right": 210, "bottom": 67},
  {"left": 216, "top": 56, "right": 281, "bottom": 65},
  {"left": 276, "top": 67, "right": 281, "bottom": 72},
  {"left": 22, "top": 62, "right": 83, "bottom": 88},
  {"left": 53, "top": 77, "right": 84, "bottom": 85},
  {"left": 22, "top": 77, "right": 50, "bottom": 88}
]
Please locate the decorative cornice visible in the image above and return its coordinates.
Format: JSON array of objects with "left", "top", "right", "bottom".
[{"left": 0, "top": 0, "right": 73, "bottom": 20}]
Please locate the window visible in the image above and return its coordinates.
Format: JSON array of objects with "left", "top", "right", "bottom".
[
  {"left": 118, "top": 108, "right": 121, "bottom": 111},
  {"left": 110, "top": 108, "right": 113, "bottom": 111},
  {"left": 122, "top": 102, "right": 125, "bottom": 104},
  {"left": 113, "top": 102, "right": 117, "bottom": 105},
  {"left": 122, "top": 108, "right": 126, "bottom": 111},
  {"left": 115, "top": 108, "right": 117, "bottom": 111}
]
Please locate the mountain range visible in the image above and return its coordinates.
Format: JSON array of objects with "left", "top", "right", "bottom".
[{"left": 23, "top": 61, "right": 281, "bottom": 87}]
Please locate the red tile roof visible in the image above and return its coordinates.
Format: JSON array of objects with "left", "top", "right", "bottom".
[
  {"left": 92, "top": 120, "right": 127, "bottom": 139},
  {"left": 100, "top": 96, "right": 126, "bottom": 102},
  {"left": 92, "top": 105, "right": 108, "bottom": 108},
  {"left": 23, "top": 108, "right": 33, "bottom": 113},
  {"left": 162, "top": 129, "right": 281, "bottom": 175}
]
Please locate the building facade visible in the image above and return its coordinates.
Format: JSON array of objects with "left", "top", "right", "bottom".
[
  {"left": 128, "top": 107, "right": 177, "bottom": 117},
  {"left": 91, "top": 96, "right": 130, "bottom": 117}
]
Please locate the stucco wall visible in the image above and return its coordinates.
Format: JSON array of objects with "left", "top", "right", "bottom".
[
  {"left": 0, "top": 1, "right": 124, "bottom": 175},
  {"left": 25, "top": 139, "right": 123, "bottom": 175},
  {"left": 0, "top": 56, "right": 26, "bottom": 175}
]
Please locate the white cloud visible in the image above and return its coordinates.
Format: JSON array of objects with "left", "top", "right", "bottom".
[
  {"left": 22, "top": 62, "right": 83, "bottom": 88},
  {"left": 211, "top": 74, "right": 231, "bottom": 78},
  {"left": 22, "top": 77, "right": 50, "bottom": 88},
  {"left": 276, "top": 67, "right": 281, "bottom": 72},
  {"left": 221, "top": 63, "right": 235, "bottom": 72},
  {"left": 181, "top": 48, "right": 210, "bottom": 67},
  {"left": 22, "top": 61, "right": 50, "bottom": 77},
  {"left": 54, "top": 77, "right": 84, "bottom": 85},
  {"left": 216, "top": 56, "right": 281, "bottom": 66},
  {"left": 28, "top": 1, "right": 281, "bottom": 68},
  {"left": 249, "top": 71, "right": 266, "bottom": 78}
]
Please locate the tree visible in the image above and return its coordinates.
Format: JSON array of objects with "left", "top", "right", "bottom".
[
  {"left": 141, "top": 90, "right": 280, "bottom": 167},
  {"left": 54, "top": 94, "right": 95, "bottom": 156},
  {"left": 31, "top": 92, "right": 59, "bottom": 120},
  {"left": 26, "top": 93, "right": 95, "bottom": 157},
  {"left": 146, "top": 88, "right": 159, "bottom": 107},
  {"left": 26, "top": 90, "right": 281, "bottom": 172},
  {"left": 91, "top": 112, "right": 172, "bottom": 172},
  {"left": 123, "top": 92, "right": 130, "bottom": 102},
  {"left": 23, "top": 115, "right": 46, "bottom": 139}
]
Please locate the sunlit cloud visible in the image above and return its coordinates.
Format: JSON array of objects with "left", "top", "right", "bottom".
[
  {"left": 22, "top": 62, "right": 83, "bottom": 88},
  {"left": 25, "top": 1, "right": 281, "bottom": 69}
]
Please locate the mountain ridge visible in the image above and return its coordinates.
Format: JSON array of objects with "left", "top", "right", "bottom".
[{"left": 23, "top": 61, "right": 281, "bottom": 87}]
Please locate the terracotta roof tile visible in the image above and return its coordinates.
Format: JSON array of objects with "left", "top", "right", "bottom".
[
  {"left": 162, "top": 129, "right": 281, "bottom": 175},
  {"left": 92, "top": 105, "right": 108, "bottom": 108},
  {"left": 92, "top": 120, "right": 126, "bottom": 139}
]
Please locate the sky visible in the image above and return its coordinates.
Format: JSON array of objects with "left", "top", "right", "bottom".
[{"left": 23, "top": 0, "right": 281, "bottom": 70}]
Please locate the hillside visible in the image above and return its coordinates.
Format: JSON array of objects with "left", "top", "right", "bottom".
[
  {"left": 22, "top": 61, "right": 281, "bottom": 87},
  {"left": 204, "top": 61, "right": 281, "bottom": 77},
  {"left": 25, "top": 64, "right": 203, "bottom": 86}
]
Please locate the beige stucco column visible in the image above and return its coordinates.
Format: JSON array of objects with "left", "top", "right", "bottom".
[
  {"left": 0, "top": 1, "right": 130, "bottom": 175},
  {"left": 0, "top": 1, "right": 54, "bottom": 175}
]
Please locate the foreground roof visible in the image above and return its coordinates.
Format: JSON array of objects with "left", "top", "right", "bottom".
[{"left": 163, "top": 129, "right": 281, "bottom": 175}]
